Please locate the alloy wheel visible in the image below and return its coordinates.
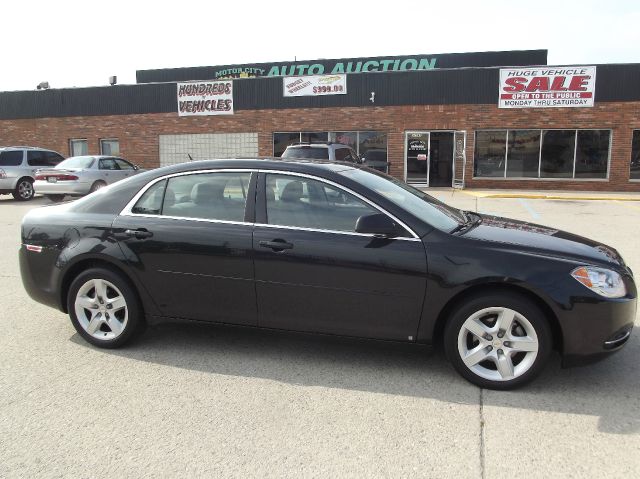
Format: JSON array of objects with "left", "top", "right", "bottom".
[
  {"left": 17, "top": 180, "right": 34, "bottom": 200},
  {"left": 74, "top": 278, "right": 128, "bottom": 340},
  {"left": 457, "top": 307, "right": 539, "bottom": 382}
]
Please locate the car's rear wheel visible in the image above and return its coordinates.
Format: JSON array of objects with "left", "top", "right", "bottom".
[
  {"left": 444, "top": 292, "right": 552, "bottom": 390},
  {"left": 68, "top": 268, "right": 145, "bottom": 348},
  {"left": 89, "top": 181, "right": 106, "bottom": 193},
  {"left": 13, "top": 178, "right": 34, "bottom": 201},
  {"left": 47, "top": 194, "right": 66, "bottom": 202}
]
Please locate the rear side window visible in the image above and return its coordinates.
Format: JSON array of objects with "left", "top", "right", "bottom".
[
  {"left": 99, "top": 158, "right": 119, "bottom": 170},
  {"left": 0, "top": 151, "right": 23, "bottom": 166},
  {"left": 27, "top": 150, "right": 50, "bottom": 166},
  {"left": 156, "top": 172, "right": 251, "bottom": 222},
  {"left": 282, "top": 147, "right": 329, "bottom": 160},
  {"left": 132, "top": 180, "right": 167, "bottom": 215},
  {"left": 46, "top": 152, "right": 64, "bottom": 166}
]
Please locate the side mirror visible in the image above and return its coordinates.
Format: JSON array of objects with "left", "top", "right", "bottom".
[{"left": 355, "top": 213, "right": 402, "bottom": 237}]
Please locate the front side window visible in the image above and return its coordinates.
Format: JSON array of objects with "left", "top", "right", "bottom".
[
  {"left": 100, "top": 139, "right": 119, "bottom": 156},
  {"left": 70, "top": 139, "right": 88, "bottom": 157},
  {"left": 265, "top": 174, "right": 379, "bottom": 233},
  {"left": 632, "top": 130, "right": 640, "bottom": 180},
  {"left": 0, "top": 150, "right": 23, "bottom": 166},
  {"left": 162, "top": 172, "right": 251, "bottom": 222},
  {"left": 114, "top": 158, "right": 134, "bottom": 170}
]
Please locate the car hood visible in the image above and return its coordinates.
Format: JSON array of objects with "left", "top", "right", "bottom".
[{"left": 460, "top": 214, "right": 627, "bottom": 269}]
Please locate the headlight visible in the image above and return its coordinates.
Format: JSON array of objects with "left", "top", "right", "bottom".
[{"left": 571, "top": 266, "right": 627, "bottom": 298}]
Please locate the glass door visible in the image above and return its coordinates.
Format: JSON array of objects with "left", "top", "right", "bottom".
[{"left": 405, "top": 132, "right": 430, "bottom": 184}]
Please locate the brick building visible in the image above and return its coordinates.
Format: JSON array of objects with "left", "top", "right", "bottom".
[{"left": 1, "top": 49, "right": 639, "bottom": 191}]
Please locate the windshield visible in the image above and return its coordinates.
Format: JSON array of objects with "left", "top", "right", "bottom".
[
  {"left": 57, "top": 156, "right": 95, "bottom": 169},
  {"left": 338, "top": 168, "right": 465, "bottom": 232},
  {"left": 282, "top": 147, "right": 329, "bottom": 160}
]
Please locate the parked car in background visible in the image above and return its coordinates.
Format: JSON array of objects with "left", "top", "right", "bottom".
[
  {"left": 361, "top": 148, "right": 390, "bottom": 173},
  {"left": 34, "top": 155, "right": 142, "bottom": 201},
  {"left": 0, "top": 146, "right": 64, "bottom": 201},
  {"left": 20, "top": 159, "right": 636, "bottom": 390},
  {"left": 282, "top": 142, "right": 361, "bottom": 163}
]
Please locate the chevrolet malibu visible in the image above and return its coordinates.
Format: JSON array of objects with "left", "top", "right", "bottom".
[{"left": 20, "top": 159, "right": 636, "bottom": 389}]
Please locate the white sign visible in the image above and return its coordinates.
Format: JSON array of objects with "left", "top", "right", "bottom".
[
  {"left": 177, "top": 81, "right": 234, "bottom": 116},
  {"left": 499, "top": 66, "right": 596, "bottom": 108},
  {"left": 283, "top": 74, "right": 347, "bottom": 97}
]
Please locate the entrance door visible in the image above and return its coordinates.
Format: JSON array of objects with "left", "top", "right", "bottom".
[
  {"left": 428, "top": 132, "right": 454, "bottom": 187},
  {"left": 405, "top": 132, "right": 430, "bottom": 184},
  {"left": 405, "top": 131, "right": 455, "bottom": 186}
]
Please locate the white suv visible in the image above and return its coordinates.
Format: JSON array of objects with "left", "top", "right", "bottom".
[
  {"left": 282, "top": 142, "right": 361, "bottom": 163},
  {"left": 0, "top": 146, "right": 65, "bottom": 201}
]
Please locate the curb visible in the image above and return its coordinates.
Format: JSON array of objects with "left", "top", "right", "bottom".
[{"left": 459, "top": 192, "right": 640, "bottom": 201}]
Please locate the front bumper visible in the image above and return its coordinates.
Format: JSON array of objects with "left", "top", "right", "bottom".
[
  {"left": 34, "top": 180, "right": 90, "bottom": 196},
  {"left": 559, "top": 294, "right": 636, "bottom": 368}
]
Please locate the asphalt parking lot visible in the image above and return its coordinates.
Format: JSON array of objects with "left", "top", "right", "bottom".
[{"left": 1, "top": 192, "right": 639, "bottom": 478}]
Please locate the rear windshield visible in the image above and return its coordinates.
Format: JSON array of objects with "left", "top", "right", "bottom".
[
  {"left": 282, "top": 147, "right": 329, "bottom": 160},
  {"left": 57, "top": 156, "right": 95, "bottom": 169},
  {"left": 0, "top": 151, "right": 23, "bottom": 166}
]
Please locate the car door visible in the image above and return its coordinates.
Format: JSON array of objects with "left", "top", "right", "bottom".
[
  {"left": 113, "top": 170, "right": 257, "bottom": 325},
  {"left": 253, "top": 172, "right": 427, "bottom": 341},
  {"left": 113, "top": 158, "right": 137, "bottom": 179},
  {"left": 98, "top": 157, "right": 127, "bottom": 184}
]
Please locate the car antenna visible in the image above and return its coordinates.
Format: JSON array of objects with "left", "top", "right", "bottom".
[{"left": 187, "top": 153, "right": 194, "bottom": 161}]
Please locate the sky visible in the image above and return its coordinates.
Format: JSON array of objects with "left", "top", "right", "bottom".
[{"left": 1, "top": 0, "right": 639, "bottom": 92}]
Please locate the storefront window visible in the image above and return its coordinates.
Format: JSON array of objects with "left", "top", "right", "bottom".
[
  {"left": 575, "top": 130, "right": 610, "bottom": 179},
  {"left": 474, "top": 131, "right": 507, "bottom": 177},
  {"left": 330, "top": 132, "right": 357, "bottom": 149},
  {"left": 301, "top": 132, "right": 328, "bottom": 143},
  {"left": 507, "top": 130, "right": 540, "bottom": 177},
  {"left": 540, "top": 130, "right": 576, "bottom": 178},
  {"left": 475, "top": 129, "right": 611, "bottom": 180},
  {"left": 631, "top": 130, "right": 640, "bottom": 180},
  {"left": 273, "top": 131, "right": 387, "bottom": 160},
  {"left": 273, "top": 132, "right": 300, "bottom": 157},
  {"left": 358, "top": 131, "right": 387, "bottom": 162}
]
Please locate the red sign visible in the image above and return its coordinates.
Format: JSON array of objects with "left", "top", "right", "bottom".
[{"left": 499, "top": 66, "right": 596, "bottom": 108}]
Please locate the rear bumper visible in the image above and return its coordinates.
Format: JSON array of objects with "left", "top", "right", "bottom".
[
  {"left": 19, "top": 245, "right": 64, "bottom": 311},
  {"left": 34, "top": 180, "right": 90, "bottom": 196}
]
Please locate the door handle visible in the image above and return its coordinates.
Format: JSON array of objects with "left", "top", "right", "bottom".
[
  {"left": 259, "top": 239, "right": 293, "bottom": 251},
  {"left": 124, "top": 228, "right": 153, "bottom": 239}
]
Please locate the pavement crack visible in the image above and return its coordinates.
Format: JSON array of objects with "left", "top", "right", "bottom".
[{"left": 479, "top": 387, "right": 486, "bottom": 479}]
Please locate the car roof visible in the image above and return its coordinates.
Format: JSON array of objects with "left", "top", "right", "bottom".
[
  {"left": 151, "top": 158, "right": 357, "bottom": 175},
  {"left": 0, "top": 146, "right": 55, "bottom": 151}
]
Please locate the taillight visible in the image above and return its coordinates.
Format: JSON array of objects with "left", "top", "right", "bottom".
[{"left": 36, "top": 174, "right": 79, "bottom": 181}]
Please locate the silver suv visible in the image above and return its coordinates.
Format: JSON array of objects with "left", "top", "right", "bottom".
[
  {"left": 0, "top": 146, "right": 65, "bottom": 201},
  {"left": 282, "top": 142, "right": 361, "bottom": 163}
]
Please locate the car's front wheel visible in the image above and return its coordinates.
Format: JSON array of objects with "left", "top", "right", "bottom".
[
  {"left": 444, "top": 291, "right": 552, "bottom": 390},
  {"left": 67, "top": 268, "right": 145, "bottom": 348}
]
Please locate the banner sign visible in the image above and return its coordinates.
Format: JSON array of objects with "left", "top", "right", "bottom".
[
  {"left": 177, "top": 81, "right": 233, "bottom": 116},
  {"left": 499, "top": 66, "right": 596, "bottom": 108},
  {"left": 138, "top": 50, "right": 548, "bottom": 83},
  {"left": 283, "top": 74, "right": 347, "bottom": 97}
]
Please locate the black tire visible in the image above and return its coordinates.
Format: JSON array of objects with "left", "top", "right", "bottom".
[
  {"left": 47, "top": 194, "right": 66, "bottom": 202},
  {"left": 89, "top": 181, "right": 106, "bottom": 193},
  {"left": 67, "top": 267, "right": 145, "bottom": 348},
  {"left": 12, "top": 177, "right": 35, "bottom": 201},
  {"left": 444, "top": 291, "right": 552, "bottom": 390}
]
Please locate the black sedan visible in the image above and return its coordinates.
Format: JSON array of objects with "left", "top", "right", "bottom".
[{"left": 20, "top": 159, "right": 636, "bottom": 389}]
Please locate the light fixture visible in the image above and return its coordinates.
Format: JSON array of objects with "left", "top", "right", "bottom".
[
  {"left": 36, "top": 81, "right": 50, "bottom": 90},
  {"left": 109, "top": 76, "right": 117, "bottom": 86}
]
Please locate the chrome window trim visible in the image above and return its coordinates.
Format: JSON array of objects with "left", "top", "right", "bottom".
[
  {"left": 120, "top": 167, "right": 421, "bottom": 241},
  {"left": 259, "top": 169, "right": 420, "bottom": 239}
]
